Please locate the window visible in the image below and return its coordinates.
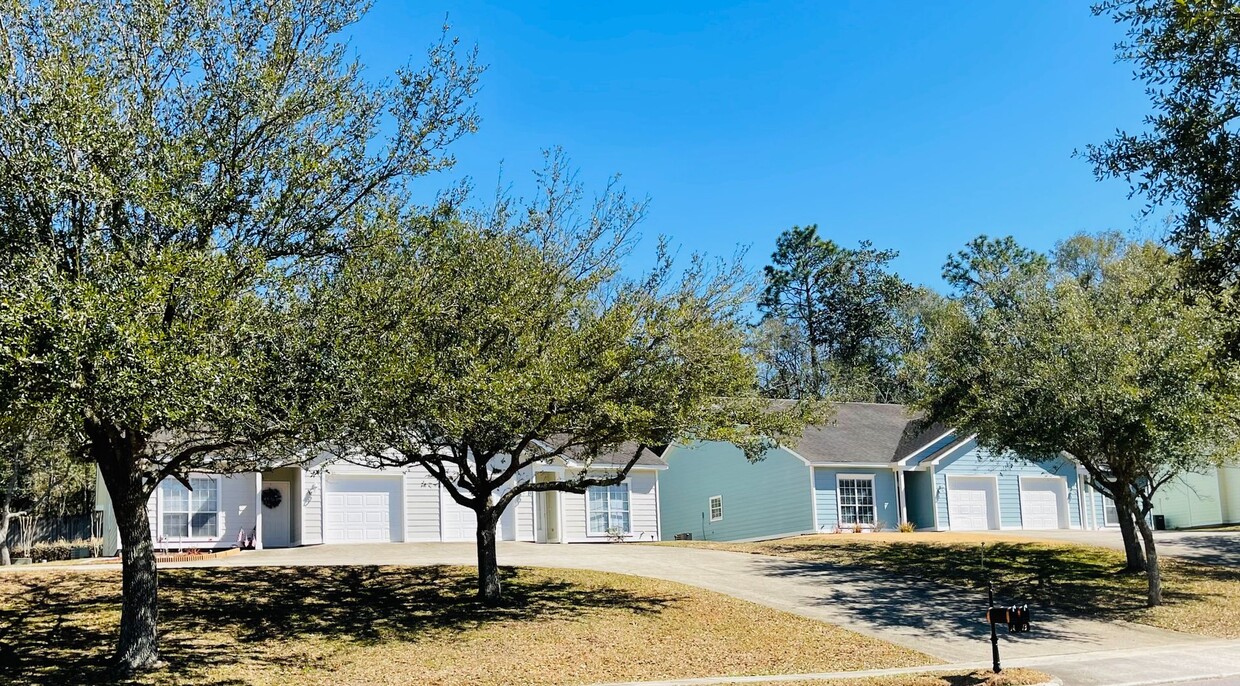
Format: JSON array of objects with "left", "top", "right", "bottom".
[
  {"left": 837, "top": 476, "right": 876, "bottom": 526},
  {"left": 160, "top": 477, "right": 220, "bottom": 538},
  {"left": 709, "top": 495, "right": 724, "bottom": 522},
  {"left": 586, "top": 483, "right": 630, "bottom": 535}
]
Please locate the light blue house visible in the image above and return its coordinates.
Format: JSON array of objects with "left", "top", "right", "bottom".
[{"left": 659, "top": 403, "right": 1096, "bottom": 541}]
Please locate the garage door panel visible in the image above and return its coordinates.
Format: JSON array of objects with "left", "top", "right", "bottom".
[
  {"left": 1021, "top": 479, "right": 1066, "bottom": 529},
  {"left": 948, "top": 477, "right": 998, "bottom": 531},
  {"left": 324, "top": 476, "right": 402, "bottom": 544}
]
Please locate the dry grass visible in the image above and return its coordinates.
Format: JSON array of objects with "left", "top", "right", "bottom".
[
  {"left": 0, "top": 565, "right": 934, "bottom": 685},
  {"left": 656, "top": 534, "right": 1240, "bottom": 638},
  {"left": 731, "top": 668, "right": 1052, "bottom": 685}
]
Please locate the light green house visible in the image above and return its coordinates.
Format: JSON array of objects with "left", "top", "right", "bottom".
[{"left": 1147, "top": 463, "right": 1240, "bottom": 529}]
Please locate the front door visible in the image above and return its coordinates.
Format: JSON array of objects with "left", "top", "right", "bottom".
[{"left": 261, "top": 480, "right": 291, "bottom": 548}]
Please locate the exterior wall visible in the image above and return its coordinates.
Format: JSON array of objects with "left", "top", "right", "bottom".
[
  {"left": 146, "top": 472, "right": 260, "bottom": 551},
  {"left": 560, "top": 468, "right": 661, "bottom": 542},
  {"left": 903, "top": 469, "right": 936, "bottom": 530},
  {"left": 1152, "top": 469, "right": 1224, "bottom": 529},
  {"left": 94, "top": 468, "right": 120, "bottom": 556},
  {"left": 812, "top": 467, "right": 900, "bottom": 531},
  {"left": 658, "top": 441, "right": 813, "bottom": 542},
  {"left": 302, "top": 467, "right": 324, "bottom": 545},
  {"left": 1221, "top": 466, "right": 1240, "bottom": 525},
  {"left": 404, "top": 466, "right": 442, "bottom": 542},
  {"left": 933, "top": 442, "right": 1081, "bottom": 530}
]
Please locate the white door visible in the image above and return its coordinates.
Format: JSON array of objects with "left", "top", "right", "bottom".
[
  {"left": 947, "top": 477, "right": 997, "bottom": 530},
  {"left": 440, "top": 487, "right": 476, "bottom": 542},
  {"left": 1020, "top": 478, "right": 1066, "bottom": 529},
  {"left": 324, "top": 475, "right": 402, "bottom": 544},
  {"left": 261, "top": 480, "right": 291, "bottom": 548}
]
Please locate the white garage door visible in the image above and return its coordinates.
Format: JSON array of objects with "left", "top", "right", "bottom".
[
  {"left": 947, "top": 477, "right": 997, "bottom": 531},
  {"left": 440, "top": 487, "right": 476, "bottom": 542},
  {"left": 324, "top": 475, "right": 403, "bottom": 544},
  {"left": 1020, "top": 478, "right": 1066, "bottom": 529}
]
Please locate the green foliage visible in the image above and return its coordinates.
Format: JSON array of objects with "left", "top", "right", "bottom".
[
  {"left": 1088, "top": 0, "right": 1240, "bottom": 284},
  {"left": 324, "top": 153, "right": 823, "bottom": 483},
  {"left": 913, "top": 232, "right": 1240, "bottom": 604},
  {"left": 756, "top": 225, "right": 913, "bottom": 402},
  {"left": 0, "top": 0, "right": 480, "bottom": 665}
]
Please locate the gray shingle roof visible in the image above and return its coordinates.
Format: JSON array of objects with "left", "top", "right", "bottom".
[
  {"left": 785, "top": 402, "right": 949, "bottom": 465},
  {"left": 556, "top": 440, "right": 668, "bottom": 468}
]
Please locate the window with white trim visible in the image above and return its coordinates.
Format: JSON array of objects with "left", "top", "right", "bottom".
[
  {"left": 837, "top": 476, "right": 876, "bottom": 525},
  {"left": 587, "top": 483, "right": 630, "bottom": 534},
  {"left": 709, "top": 495, "right": 723, "bottom": 521},
  {"left": 160, "top": 477, "right": 220, "bottom": 538}
]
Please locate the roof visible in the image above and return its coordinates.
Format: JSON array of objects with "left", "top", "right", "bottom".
[
  {"left": 559, "top": 441, "right": 668, "bottom": 468},
  {"left": 785, "top": 403, "right": 949, "bottom": 465}
]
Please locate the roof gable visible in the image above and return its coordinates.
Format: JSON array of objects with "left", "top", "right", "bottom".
[{"left": 787, "top": 403, "right": 950, "bottom": 466}]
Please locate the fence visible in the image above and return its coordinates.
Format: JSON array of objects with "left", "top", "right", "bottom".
[{"left": 4, "top": 513, "right": 98, "bottom": 550}]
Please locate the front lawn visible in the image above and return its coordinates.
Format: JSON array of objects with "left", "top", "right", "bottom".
[
  {"left": 656, "top": 533, "right": 1240, "bottom": 638},
  {"left": 0, "top": 565, "right": 934, "bottom": 685}
]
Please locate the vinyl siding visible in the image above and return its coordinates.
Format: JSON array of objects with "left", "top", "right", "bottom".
[
  {"left": 813, "top": 468, "right": 899, "bottom": 531},
  {"left": 1152, "top": 469, "right": 1224, "bottom": 529},
  {"left": 405, "top": 466, "right": 442, "bottom": 542},
  {"left": 658, "top": 442, "right": 813, "bottom": 542},
  {"left": 933, "top": 442, "right": 1081, "bottom": 530},
  {"left": 560, "top": 469, "right": 661, "bottom": 542},
  {"left": 302, "top": 469, "right": 323, "bottom": 545}
]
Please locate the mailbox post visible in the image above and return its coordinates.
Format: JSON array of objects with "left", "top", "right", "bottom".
[
  {"left": 980, "top": 544, "right": 1032, "bottom": 675},
  {"left": 983, "top": 546, "right": 1001, "bottom": 674}
]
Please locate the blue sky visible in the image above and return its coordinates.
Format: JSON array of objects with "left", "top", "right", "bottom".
[{"left": 350, "top": 1, "right": 1155, "bottom": 290}]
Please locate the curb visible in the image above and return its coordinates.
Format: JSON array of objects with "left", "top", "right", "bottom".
[{"left": 591, "top": 663, "right": 1062, "bottom": 686}]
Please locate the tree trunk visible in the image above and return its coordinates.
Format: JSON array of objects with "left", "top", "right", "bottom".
[
  {"left": 93, "top": 429, "right": 162, "bottom": 674},
  {"left": 113, "top": 491, "right": 161, "bottom": 672},
  {"left": 1133, "top": 511, "right": 1162, "bottom": 606},
  {"left": 475, "top": 512, "right": 501, "bottom": 605},
  {"left": 1114, "top": 497, "right": 1147, "bottom": 573}
]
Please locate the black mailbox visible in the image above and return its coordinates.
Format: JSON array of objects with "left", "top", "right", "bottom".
[{"left": 986, "top": 604, "right": 1031, "bottom": 633}]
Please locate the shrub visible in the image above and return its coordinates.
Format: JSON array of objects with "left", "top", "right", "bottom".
[
  {"left": 851, "top": 521, "right": 863, "bottom": 534},
  {"left": 28, "top": 538, "right": 103, "bottom": 563},
  {"left": 898, "top": 521, "right": 917, "bottom": 533},
  {"left": 871, "top": 519, "right": 886, "bottom": 533},
  {"left": 605, "top": 526, "right": 628, "bottom": 543}
]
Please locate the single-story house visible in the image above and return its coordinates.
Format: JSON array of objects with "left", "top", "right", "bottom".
[
  {"left": 658, "top": 403, "right": 1093, "bottom": 542},
  {"left": 95, "top": 444, "right": 666, "bottom": 556}
]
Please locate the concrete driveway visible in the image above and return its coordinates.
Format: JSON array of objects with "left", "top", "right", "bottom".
[
  {"left": 170, "top": 540, "right": 1238, "bottom": 686},
  {"left": 985, "top": 528, "right": 1240, "bottom": 567}
]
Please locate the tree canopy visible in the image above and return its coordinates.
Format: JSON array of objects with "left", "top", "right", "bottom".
[
  {"left": 318, "top": 153, "right": 825, "bottom": 603},
  {"left": 1088, "top": 0, "right": 1240, "bottom": 286},
  {"left": 756, "top": 225, "right": 913, "bottom": 402},
  {"left": 913, "top": 233, "right": 1240, "bottom": 605},
  {"left": 0, "top": 0, "right": 480, "bottom": 671}
]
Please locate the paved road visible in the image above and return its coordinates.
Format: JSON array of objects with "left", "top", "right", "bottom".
[
  {"left": 172, "top": 542, "right": 1240, "bottom": 685},
  {"left": 991, "top": 529, "right": 1240, "bottom": 567}
]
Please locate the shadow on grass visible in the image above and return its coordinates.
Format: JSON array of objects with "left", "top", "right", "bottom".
[
  {"left": 0, "top": 565, "right": 676, "bottom": 685},
  {"left": 742, "top": 539, "right": 1240, "bottom": 645}
]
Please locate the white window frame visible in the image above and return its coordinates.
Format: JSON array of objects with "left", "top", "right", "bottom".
[
  {"left": 586, "top": 481, "right": 632, "bottom": 536},
  {"left": 709, "top": 495, "right": 724, "bottom": 522},
  {"left": 157, "top": 475, "right": 223, "bottom": 541},
  {"left": 836, "top": 473, "right": 878, "bottom": 527}
]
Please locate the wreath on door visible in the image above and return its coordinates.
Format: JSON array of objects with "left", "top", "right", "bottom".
[{"left": 261, "top": 487, "right": 283, "bottom": 509}]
